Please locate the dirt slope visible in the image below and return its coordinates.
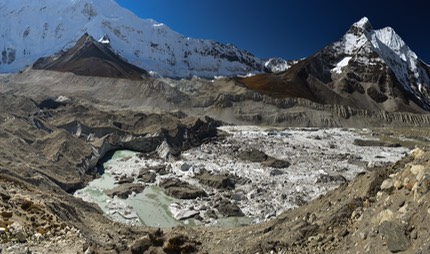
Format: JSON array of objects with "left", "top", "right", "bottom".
[{"left": 33, "top": 33, "right": 150, "bottom": 80}]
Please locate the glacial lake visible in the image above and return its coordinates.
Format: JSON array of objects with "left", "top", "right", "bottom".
[{"left": 74, "top": 150, "right": 252, "bottom": 228}]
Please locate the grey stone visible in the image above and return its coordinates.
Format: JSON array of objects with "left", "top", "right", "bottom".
[
  {"left": 180, "top": 162, "right": 191, "bottom": 171},
  {"left": 16, "top": 231, "right": 27, "bottom": 243},
  {"left": 316, "top": 174, "right": 347, "bottom": 183},
  {"left": 238, "top": 149, "right": 268, "bottom": 163},
  {"left": 263, "top": 159, "right": 290, "bottom": 169},
  {"left": 379, "top": 221, "right": 410, "bottom": 253},
  {"left": 270, "top": 169, "right": 284, "bottom": 176},
  {"left": 359, "top": 231, "right": 368, "bottom": 240},
  {"left": 411, "top": 230, "right": 418, "bottom": 240},
  {"left": 380, "top": 179, "right": 395, "bottom": 192}
]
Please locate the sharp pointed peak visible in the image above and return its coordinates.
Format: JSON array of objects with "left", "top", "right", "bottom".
[
  {"left": 348, "top": 17, "right": 373, "bottom": 35},
  {"left": 354, "top": 17, "right": 371, "bottom": 27}
]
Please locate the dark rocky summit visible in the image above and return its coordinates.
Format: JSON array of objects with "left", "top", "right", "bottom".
[{"left": 33, "top": 33, "right": 150, "bottom": 80}]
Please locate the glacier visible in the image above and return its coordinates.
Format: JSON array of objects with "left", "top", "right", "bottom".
[{"left": 0, "top": 0, "right": 283, "bottom": 78}]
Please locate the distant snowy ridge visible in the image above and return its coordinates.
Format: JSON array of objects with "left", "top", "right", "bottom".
[
  {"left": 264, "top": 57, "right": 298, "bottom": 73},
  {"left": 332, "top": 17, "right": 430, "bottom": 108},
  {"left": 0, "top": 0, "right": 289, "bottom": 78}
]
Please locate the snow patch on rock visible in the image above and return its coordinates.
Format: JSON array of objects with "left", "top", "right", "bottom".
[{"left": 332, "top": 57, "right": 352, "bottom": 74}]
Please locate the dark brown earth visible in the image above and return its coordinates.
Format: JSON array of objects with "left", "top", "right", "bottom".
[
  {"left": 159, "top": 178, "right": 208, "bottom": 200},
  {"left": 196, "top": 170, "right": 236, "bottom": 190},
  {"left": 105, "top": 184, "right": 145, "bottom": 199},
  {"left": 33, "top": 33, "right": 150, "bottom": 80},
  {"left": 237, "top": 53, "right": 426, "bottom": 114}
]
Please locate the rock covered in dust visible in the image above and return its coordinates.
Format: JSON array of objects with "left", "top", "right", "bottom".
[
  {"left": 380, "top": 178, "right": 395, "bottom": 192},
  {"left": 316, "top": 174, "right": 347, "bottom": 183},
  {"left": 238, "top": 149, "right": 268, "bottom": 162},
  {"left": 379, "top": 221, "right": 410, "bottom": 253},
  {"left": 196, "top": 170, "right": 236, "bottom": 190},
  {"left": 8, "top": 222, "right": 27, "bottom": 243},
  {"left": 159, "top": 178, "right": 207, "bottom": 199},
  {"left": 262, "top": 158, "right": 290, "bottom": 168},
  {"left": 214, "top": 199, "right": 244, "bottom": 217},
  {"left": 157, "top": 140, "right": 180, "bottom": 159},
  {"left": 137, "top": 171, "right": 157, "bottom": 183},
  {"left": 104, "top": 184, "right": 145, "bottom": 199}
]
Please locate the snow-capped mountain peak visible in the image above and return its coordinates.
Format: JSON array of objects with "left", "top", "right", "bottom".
[
  {"left": 351, "top": 16, "right": 373, "bottom": 32},
  {"left": 263, "top": 58, "right": 298, "bottom": 73},
  {"left": 372, "top": 27, "right": 412, "bottom": 59},
  {"left": 332, "top": 17, "right": 430, "bottom": 108},
  {"left": 0, "top": 0, "right": 274, "bottom": 78}
]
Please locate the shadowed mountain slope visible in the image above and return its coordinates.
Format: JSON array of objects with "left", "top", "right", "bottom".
[
  {"left": 237, "top": 17, "right": 430, "bottom": 114},
  {"left": 33, "top": 33, "right": 150, "bottom": 80}
]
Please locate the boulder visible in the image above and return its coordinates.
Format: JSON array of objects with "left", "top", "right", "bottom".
[
  {"left": 270, "top": 169, "right": 284, "bottom": 176},
  {"left": 263, "top": 159, "right": 290, "bottom": 168},
  {"left": 215, "top": 199, "right": 244, "bottom": 217},
  {"left": 159, "top": 179, "right": 207, "bottom": 199},
  {"left": 130, "top": 236, "right": 153, "bottom": 254},
  {"left": 137, "top": 171, "right": 157, "bottom": 183},
  {"left": 115, "top": 176, "right": 134, "bottom": 185},
  {"left": 379, "top": 221, "right": 410, "bottom": 253},
  {"left": 316, "top": 174, "right": 347, "bottom": 183},
  {"left": 1, "top": 211, "right": 13, "bottom": 219},
  {"left": 377, "top": 209, "right": 394, "bottom": 224},
  {"left": 410, "top": 165, "right": 425, "bottom": 181},
  {"left": 380, "top": 179, "right": 395, "bottom": 192},
  {"left": 196, "top": 170, "right": 235, "bottom": 190},
  {"left": 104, "top": 184, "right": 145, "bottom": 199},
  {"left": 238, "top": 149, "right": 268, "bottom": 162},
  {"left": 238, "top": 149, "right": 290, "bottom": 169},
  {"left": 8, "top": 222, "right": 27, "bottom": 243},
  {"left": 180, "top": 162, "right": 192, "bottom": 172}
]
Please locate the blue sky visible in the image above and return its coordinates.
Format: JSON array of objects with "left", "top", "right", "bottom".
[{"left": 115, "top": 0, "right": 430, "bottom": 63}]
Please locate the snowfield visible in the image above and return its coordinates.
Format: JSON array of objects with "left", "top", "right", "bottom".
[{"left": 0, "top": 0, "right": 267, "bottom": 78}]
